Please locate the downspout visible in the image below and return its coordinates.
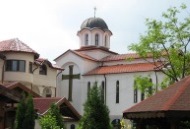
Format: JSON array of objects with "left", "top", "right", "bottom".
[
  {"left": 56, "top": 69, "right": 64, "bottom": 97},
  {"left": 0, "top": 54, "right": 6, "bottom": 84}
]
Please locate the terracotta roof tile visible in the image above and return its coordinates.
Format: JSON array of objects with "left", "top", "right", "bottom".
[
  {"left": 35, "top": 58, "right": 63, "bottom": 70},
  {"left": 54, "top": 49, "right": 98, "bottom": 62},
  {"left": 0, "top": 38, "right": 39, "bottom": 58},
  {"left": 100, "top": 53, "right": 149, "bottom": 62},
  {"left": 123, "top": 76, "right": 190, "bottom": 114},
  {"left": 33, "top": 97, "right": 61, "bottom": 114},
  {"left": 33, "top": 97, "right": 81, "bottom": 119},
  {"left": 84, "top": 63, "right": 158, "bottom": 75}
]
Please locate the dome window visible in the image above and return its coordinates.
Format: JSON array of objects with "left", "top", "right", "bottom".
[
  {"left": 95, "top": 34, "right": 99, "bottom": 45},
  {"left": 85, "top": 34, "right": 89, "bottom": 45},
  {"left": 105, "top": 35, "right": 108, "bottom": 47}
]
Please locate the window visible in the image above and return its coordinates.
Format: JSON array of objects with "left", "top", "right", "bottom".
[
  {"left": 6, "top": 60, "right": 25, "bottom": 72},
  {"left": 148, "top": 78, "right": 153, "bottom": 95},
  {"left": 87, "top": 82, "right": 91, "bottom": 97},
  {"left": 105, "top": 35, "right": 108, "bottom": 47},
  {"left": 141, "top": 92, "right": 145, "bottom": 101},
  {"left": 29, "top": 62, "right": 33, "bottom": 73},
  {"left": 134, "top": 81, "right": 138, "bottom": 103},
  {"left": 39, "top": 64, "right": 47, "bottom": 75},
  {"left": 101, "top": 81, "right": 105, "bottom": 103},
  {"left": 116, "top": 80, "right": 119, "bottom": 103},
  {"left": 70, "top": 124, "right": 75, "bottom": 129},
  {"left": 95, "top": 34, "right": 99, "bottom": 45},
  {"left": 43, "top": 87, "right": 52, "bottom": 97},
  {"left": 134, "top": 89, "right": 138, "bottom": 103},
  {"left": 85, "top": 34, "right": 88, "bottom": 45}
]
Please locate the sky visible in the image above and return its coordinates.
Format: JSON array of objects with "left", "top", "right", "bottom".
[{"left": 0, "top": 0, "right": 189, "bottom": 62}]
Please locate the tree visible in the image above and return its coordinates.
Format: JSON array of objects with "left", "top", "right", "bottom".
[
  {"left": 134, "top": 75, "right": 154, "bottom": 97},
  {"left": 77, "top": 84, "right": 112, "bottom": 129},
  {"left": 14, "top": 95, "right": 35, "bottom": 129},
  {"left": 128, "top": 3, "right": 190, "bottom": 82},
  {"left": 40, "top": 103, "right": 65, "bottom": 129},
  {"left": 40, "top": 113, "right": 60, "bottom": 129}
]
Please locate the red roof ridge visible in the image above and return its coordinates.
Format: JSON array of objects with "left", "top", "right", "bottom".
[{"left": 162, "top": 76, "right": 190, "bottom": 110}]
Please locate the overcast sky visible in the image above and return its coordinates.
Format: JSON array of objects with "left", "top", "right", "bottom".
[{"left": 0, "top": 0, "right": 189, "bottom": 62}]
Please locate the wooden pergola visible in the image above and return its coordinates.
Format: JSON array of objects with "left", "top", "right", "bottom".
[
  {"left": 123, "top": 76, "right": 190, "bottom": 129},
  {"left": 0, "top": 85, "right": 21, "bottom": 129}
]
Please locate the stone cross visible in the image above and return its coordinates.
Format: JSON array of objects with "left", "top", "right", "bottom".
[{"left": 62, "top": 65, "right": 80, "bottom": 101}]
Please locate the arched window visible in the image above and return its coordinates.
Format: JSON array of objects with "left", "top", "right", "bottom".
[
  {"left": 43, "top": 87, "right": 52, "bottom": 97},
  {"left": 148, "top": 78, "right": 153, "bottom": 95},
  {"left": 95, "top": 34, "right": 99, "bottom": 45},
  {"left": 101, "top": 81, "right": 105, "bottom": 103},
  {"left": 39, "top": 64, "right": 47, "bottom": 75},
  {"left": 116, "top": 80, "right": 119, "bottom": 103},
  {"left": 87, "top": 82, "right": 91, "bottom": 97},
  {"left": 134, "top": 80, "right": 138, "bottom": 103},
  {"left": 70, "top": 124, "right": 75, "bottom": 129},
  {"left": 85, "top": 34, "right": 88, "bottom": 45},
  {"left": 105, "top": 35, "right": 108, "bottom": 47}
]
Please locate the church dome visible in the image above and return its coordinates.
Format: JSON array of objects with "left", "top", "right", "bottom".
[{"left": 80, "top": 17, "right": 108, "bottom": 30}]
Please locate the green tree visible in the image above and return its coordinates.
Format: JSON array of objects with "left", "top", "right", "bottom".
[
  {"left": 14, "top": 98, "right": 26, "bottom": 129},
  {"left": 40, "top": 114, "right": 60, "bottom": 129},
  {"left": 128, "top": 3, "right": 190, "bottom": 82},
  {"left": 134, "top": 75, "right": 154, "bottom": 97},
  {"left": 23, "top": 95, "right": 35, "bottom": 129},
  {"left": 14, "top": 95, "right": 35, "bottom": 129},
  {"left": 77, "top": 84, "right": 112, "bottom": 129},
  {"left": 40, "top": 103, "right": 65, "bottom": 129}
]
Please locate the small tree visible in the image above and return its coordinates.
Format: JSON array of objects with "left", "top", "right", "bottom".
[
  {"left": 14, "top": 94, "right": 35, "bottom": 129},
  {"left": 77, "top": 84, "right": 112, "bottom": 129},
  {"left": 40, "top": 103, "right": 65, "bottom": 129}
]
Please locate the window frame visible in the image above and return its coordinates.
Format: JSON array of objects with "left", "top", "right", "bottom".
[
  {"left": 39, "top": 64, "right": 47, "bottom": 75},
  {"left": 6, "top": 60, "right": 26, "bottom": 72}
]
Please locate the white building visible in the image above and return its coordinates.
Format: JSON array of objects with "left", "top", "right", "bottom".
[{"left": 55, "top": 16, "right": 165, "bottom": 127}]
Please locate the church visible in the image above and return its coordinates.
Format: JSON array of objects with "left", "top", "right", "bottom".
[{"left": 55, "top": 16, "right": 165, "bottom": 124}]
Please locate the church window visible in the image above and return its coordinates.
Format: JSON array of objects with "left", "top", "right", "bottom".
[
  {"left": 95, "top": 34, "right": 99, "bottom": 45},
  {"left": 101, "top": 81, "right": 105, "bottom": 103},
  {"left": 141, "top": 92, "right": 145, "bottom": 101},
  {"left": 134, "top": 81, "right": 138, "bottom": 103},
  {"left": 43, "top": 87, "right": 52, "bottom": 97},
  {"left": 87, "top": 82, "right": 91, "bottom": 97},
  {"left": 148, "top": 78, "right": 153, "bottom": 95},
  {"left": 85, "top": 34, "right": 88, "bottom": 45},
  {"left": 70, "top": 124, "right": 75, "bottom": 129},
  {"left": 29, "top": 62, "right": 33, "bottom": 73},
  {"left": 105, "top": 35, "right": 108, "bottom": 47},
  {"left": 116, "top": 80, "right": 119, "bottom": 103},
  {"left": 39, "top": 64, "right": 47, "bottom": 75},
  {"left": 6, "top": 60, "right": 25, "bottom": 72}
]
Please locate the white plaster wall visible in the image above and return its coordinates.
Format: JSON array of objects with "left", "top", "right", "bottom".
[{"left": 3, "top": 52, "right": 34, "bottom": 83}]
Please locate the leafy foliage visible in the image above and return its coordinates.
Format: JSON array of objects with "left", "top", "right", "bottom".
[
  {"left": 40, "top": 114, "right": 60, "bottom": 129},
  {"left": 128, "top": 3, "right": 190, "bottom": 82},
  {"left": 134, "top": 75, "right": 154, "bottom": 97},
  {"left": 14, "top": 95, "right": 35, "bottom": 129},
  {"left": 77, "top": 84, "right": 112, "bottom": 129},
  {"left": 40, "top": 103, "right": 65, "bottom": 129}
]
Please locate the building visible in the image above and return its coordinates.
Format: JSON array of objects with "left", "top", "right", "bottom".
[
  {"left": 55, "top": 16, "right": 165, "bottom": 126},
  {"left": 0, "top": 38, "right": 62, "bottom": 97}
]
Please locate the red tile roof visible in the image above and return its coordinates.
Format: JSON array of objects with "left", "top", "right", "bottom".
[
  {"left": 35, "top": 58, "right": 63, "bottom": 70},
  {"left": 84, "top": 63, "right": 158, "bottom": 75},
  {"left": 33, "top": 97, "right": 61, "bottom": 114},
  {"left": 54, "top": 49, "right": 98, "bottom": 62},
  {"left": 123, "top": 76, "right": 190, "bottom": 115},
  {"left": 0, "top": 38, "right": 39, "bottom": 58},
  {"left": 4, "top": 82, "right": 41, "bottom": 97},
  {"left": 33, "top": 97, "right": 81, "bottom": 120},
  {"left": 100, "top": 53, "right": 150, "bottom": 62}
]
